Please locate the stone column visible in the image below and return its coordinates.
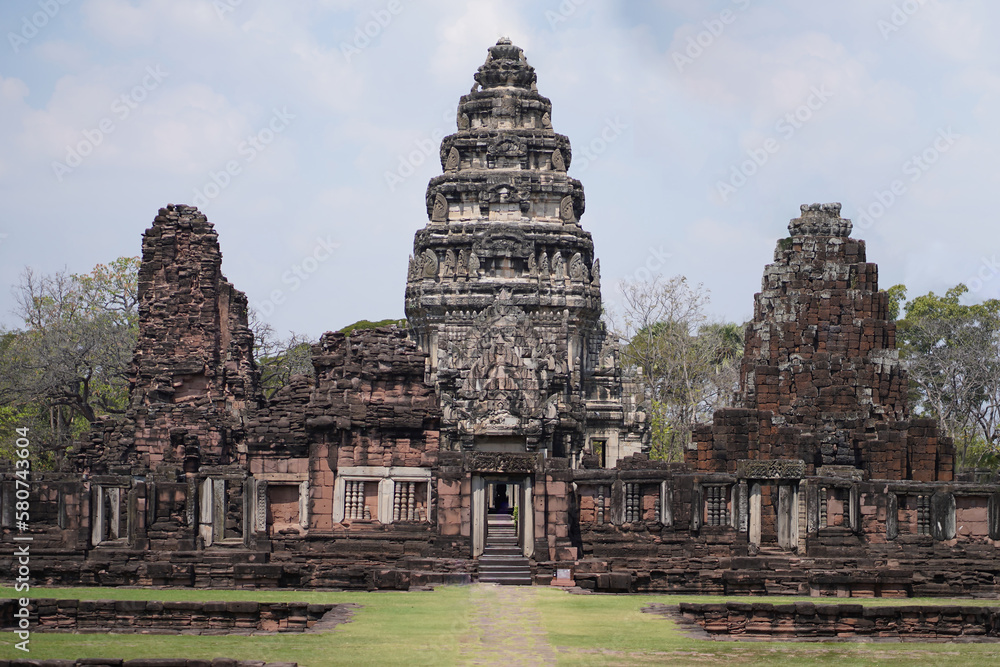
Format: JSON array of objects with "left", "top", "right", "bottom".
[
  {"left": 660, "top": 480, "right": 674, "bottom": 527},
  {"left": 777, "top": 484, "right": 792, "bottom": 549},
  {"left": 255, "top": 479, "right": 268, "bottom": 532},
  {"left": 886, "top": 493, "right": 899, "bottom": 540},
  {"left": 299, "top": 480, "right": 310, "bottom": 530},
  {"left": 199, "top": 478, "right": 214, "bottom": 547},
  {"left": 522, "top": 476, "right": 534, "bottom": 559},
  {"left": 212, "top": 479, "right": 225, "bottom": 542},
  {"left": 989, "top": 492, "right": 1000, "bottom": 540},
  {"left": 749, "top": 482, "right": 762, "bottom": 547},
  {"left": 91, "top": 486, "right": 104, "bottom": 546},
  {"left": 849, "top": 484, "right": 861, "bottom": 534},
  {"left": 610, "top": 479, "right": 625, "bottom": 526},
  {"left": 378, "top": 479, "right": 393, "bottom": 525},
  {"left": 471, "top": 475, "right": 485, "bottom": 558},
  {"left": 737, "top": 481, "right": 748, "bottom": 533},
  {"left": 806, "top": 482, "right": 819, "bottom": 535},
  {"left": 931, "top": 491, "right": 956, "bottom": 540}
]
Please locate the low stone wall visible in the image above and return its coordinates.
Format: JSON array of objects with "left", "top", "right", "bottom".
[
  {"left": 653, "top": 602, "right": 1000, "bottom": 640},
  {"left": 0, "top": 599, "right": 355, "bottom": 634},
  {"left": 0, "top": 661, "right": 296, "bottom": 667}
]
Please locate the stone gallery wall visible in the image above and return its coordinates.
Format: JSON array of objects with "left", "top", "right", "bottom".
[
  {"left": 667, "top": 601, "right": 1000, "bottom": 640},
  {"left": 0, "top": 598, "right": 344, "bottom": 633}
]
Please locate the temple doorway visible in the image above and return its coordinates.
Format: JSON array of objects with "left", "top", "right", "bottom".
[
  {"left": 749, "top": 481, "right": 799, "bottom": 552},
  {"left": 471, "top": 474, "right": 534, "bottom": 559}
]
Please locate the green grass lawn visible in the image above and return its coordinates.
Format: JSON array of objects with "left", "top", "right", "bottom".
[{"left": 2, "top": 586, "right": 1000, "bottom": 666}]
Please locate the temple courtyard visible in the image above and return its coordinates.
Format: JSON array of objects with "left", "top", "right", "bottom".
[{"left": 3, "top": 584, "right": 1000, "bottom": 666}]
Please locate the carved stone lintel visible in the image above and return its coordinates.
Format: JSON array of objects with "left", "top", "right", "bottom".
[
  {"left": 736, "top": 459, "right": 805, "bottom": 480},
  {"left": 468, "top": 451, "right": 536, "bottom": 474},
  {"left": 816, "top": 465, "right": 865, "bottom": 481}
]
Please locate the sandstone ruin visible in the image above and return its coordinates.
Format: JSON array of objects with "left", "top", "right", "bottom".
[{"left": 3, "top": 39, "right": 1000, "bottom": 597}]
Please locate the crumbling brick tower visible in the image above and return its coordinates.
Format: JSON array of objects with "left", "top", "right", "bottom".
[
  {"left": 78, "top": 204, "right": 261, "bottom": 553},
  {"left": 404, "top": 38, "right": 645, "bottom": 462},
  {"left": 96, "top": 204, "right": 260, "bottom": 472},
  {"left": 690, "top": 203, "right": 954, "bottom": 482}
]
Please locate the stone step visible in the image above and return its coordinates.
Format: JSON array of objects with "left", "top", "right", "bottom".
[
  {"left": 483, "top": 546, "right": 522, "bottom": 557},
  {"left": 478, "top": 556, "right": 529, "bottom": 566},
  {"left": 479, "top": 575, "right": 533, "bottom": 586}
]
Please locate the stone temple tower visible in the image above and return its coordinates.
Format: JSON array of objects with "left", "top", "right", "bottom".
[{"left": 405, "top": 39, "right": 646, "bottom": 462}]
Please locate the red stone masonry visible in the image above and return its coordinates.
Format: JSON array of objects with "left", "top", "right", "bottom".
[
  {"left": 688, "top": 203, "right": 954, "bottom": 480},
  {"left": 79, "top": 204, "right": 261, "bottom": 474}
]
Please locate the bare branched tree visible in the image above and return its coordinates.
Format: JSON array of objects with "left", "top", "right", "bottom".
[
  {"left": 608, "top": 275, "right": 743, "bottom": 462},
  {"left": 249, "top": 309, "right": 315, "bottom": 399}
]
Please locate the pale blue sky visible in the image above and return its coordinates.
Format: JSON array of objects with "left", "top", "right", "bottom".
[{"left": 1, "top": 0, "right": 998, "bottom": 337}]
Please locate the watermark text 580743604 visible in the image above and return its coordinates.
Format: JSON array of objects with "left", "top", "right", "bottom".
[{"left": 12, "top": 426, "right": 33, "bottom": 652}]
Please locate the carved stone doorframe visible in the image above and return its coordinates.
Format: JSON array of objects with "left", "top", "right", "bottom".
[
  {"left": 739, "top": 459, "right": 804, "bottom": 554},
  {"left": 471, "top": 473, "right": 533, "bottom": 559}
]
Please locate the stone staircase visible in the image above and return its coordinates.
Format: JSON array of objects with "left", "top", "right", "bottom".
[{"left": 478, "top": 514, "right": 532, "bottom": 586}]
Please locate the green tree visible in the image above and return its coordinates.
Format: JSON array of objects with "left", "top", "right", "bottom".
[
  {"left": 892, "top": 283, "right": 1000, "bottom": 468},
  {"left": 612, "top": 276, "right": 744, "bottom": 462},
  {"left": 0, "top": 257, "right": 140, "bottom": 462}
]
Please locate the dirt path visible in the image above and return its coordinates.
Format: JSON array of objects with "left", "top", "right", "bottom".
[{"left": 459, "top": 583, "right": 557, "bottom": 666}]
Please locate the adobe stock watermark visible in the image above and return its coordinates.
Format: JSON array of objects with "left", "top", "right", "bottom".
[
  {"left": 191, "top": 107, "right": 295, "bottom": 207},
  {"left": 966, "top": 255, "right": 1000, "bottom": 295},
  {"left": 574, "top": 116, "right": 629, "bottom": 173},
  {"left": 672, "top": 0, "right": 751, "bottom": 73},
  {"left": 51, "top": 65, "right": 169, "bottom": 182},
  {"left": 254, "top": 235, "right": 341, "bottom": 318},
  {"left": 8, "top": 0, "right": 72, "bottom": 54},
  {"left": 384, "top": 106, "right": 454, "bottom": 192},
  {"left": 546, "top": 0, "right": 588, "bottom": 30},
  {"left": 878, "top": 0, "right": 928, "bottom": 40},
  {"left": 854, "top": 127, "right": 960, "bottom": 230},
  {"left": 716, "top": 84, "right": 833, "bottom": 202},
  {"left": 628, "top": 245, "right": 673, "bottom": 283},
  {"left": 340, "top": 0, "right": 404, "bottom": 63}
]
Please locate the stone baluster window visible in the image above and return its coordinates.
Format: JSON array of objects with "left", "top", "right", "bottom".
[
  {"left": 624, "top": 483, "right": 640, "bottom": 523},
  {"left": 597, "top": 486, "right": 607, "bottom": 524},
  {"left": 705, "top": 485, "right": 729, "bottom": 527},
  {"left": 917, "top": 495, "right": 931, "bottom": 535},
  {"left": 346, "top": 480, "right": 372, "bottom": 521},
  {"left": 393, "top": 481, "right": 421, "bottom": 522},
  {"left": 819, "top": 487, "right": 828, "bottom": 529}
]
